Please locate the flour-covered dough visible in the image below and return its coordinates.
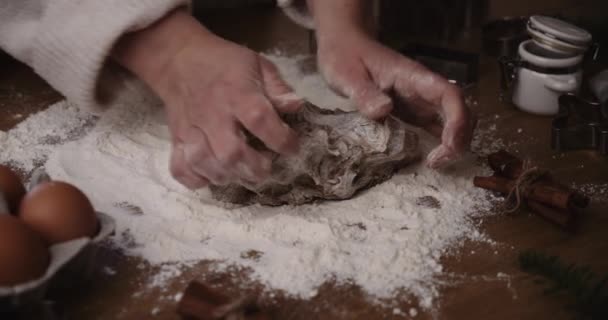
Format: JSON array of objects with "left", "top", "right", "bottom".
[{"left": 210, "top": 103, "right": 421, "bottom": 205}]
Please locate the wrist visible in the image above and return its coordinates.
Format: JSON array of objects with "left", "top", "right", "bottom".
[
  {"left": 111, "top": 9, "right": 214, "bottom": 91},
  {"left": 306, "top": 0, "right": 376, "bottom": 44}
]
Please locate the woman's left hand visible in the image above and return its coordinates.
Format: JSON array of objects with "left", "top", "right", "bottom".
[{"left": 315, "top": 29, "right": 475, "bottom": 168}]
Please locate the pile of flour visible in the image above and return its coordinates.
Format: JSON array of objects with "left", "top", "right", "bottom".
[{"left": 1, "top": 54, "right": 497, "bottom": 309}]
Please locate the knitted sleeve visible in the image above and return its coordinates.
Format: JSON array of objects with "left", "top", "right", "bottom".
[{"left": 0, "top": 0, "right": 190, "bottom": 109}]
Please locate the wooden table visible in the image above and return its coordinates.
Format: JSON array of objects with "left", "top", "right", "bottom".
[{"left": 1, "top": 7, "right": 607, "bottom": 320}]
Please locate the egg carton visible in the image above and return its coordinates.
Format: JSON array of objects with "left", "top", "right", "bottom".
[
  {"left": 0, "top": 169, "right": 116, "bottom": 310},
  {"left": 0, "top": 237, "right": 89, "bottom": 309},
  {"left": 48, "top": 211, "right": 115, "bottom": 290}
]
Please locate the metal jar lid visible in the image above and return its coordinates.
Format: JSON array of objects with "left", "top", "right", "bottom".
[{"left": 527, "top": 15, "right": 592, "bottom": 55}]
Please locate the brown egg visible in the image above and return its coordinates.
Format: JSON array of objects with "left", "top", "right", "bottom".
[
  {"left": 0, "top": 215, "right": 50, "bottom": 286},
  {"left": 0, "top": 164, "right": 26, "bottom": 214},
  {"left": 19, "top": 181, "right": 98, "bottom": 244}
]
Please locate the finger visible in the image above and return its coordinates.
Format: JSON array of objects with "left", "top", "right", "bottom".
[
  {"left": 393, "top": 63, "right": 473, "bottom": 167},
  {"left": 269, "top": 92, "right": 305, "bottom": 114},
  {"left": 170, "top": 144, "right": 210, "bottom": 190},
  {"left": 438, "top": 84, "right": 472, "bottom": 151},
  {"left": 427, "top": 144, "right": 459, "bottom": 169},
  {"left": 406, "top": 67, "right": 470, "bottom": 146},
  {"left": 181, "top": 127, "right": 232, "bottom": 185},
  {"left": 393, "top": 60, "right": 446, "bottom": 105},
  {"left": 329, "top": 63, "right": 393, "bottom": 120},
  {"left": 428, "top": 85, "right": 474, "bottom": 168},
  {"left": 259, "top": 56, "right": 304, "bottom": 113},
  {"left": 202, "top": 121, "right": 272, "bottom": 183},
  {"left": 235, "top": 93, "right": 299, "bottom": 155}
]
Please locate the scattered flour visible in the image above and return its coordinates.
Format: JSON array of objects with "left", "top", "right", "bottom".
[
  {"left": 102, "top": 266, "right": 117, "bottom": 276},
  {"left": 1, "top": 54, "right": 499, "bottom": 309},
  {"left": 0, "top": 100, "right": 95, "bottom": 173},
  {"left": 573, "top": 182, "right": 608, "bottom": 203},
  {"left": 150, "top": 307, "right": 160, "bottom": 316},
  {"left": 173, "top": 292, "right": 184, "bottom": 302},
  {"left": 470, "top": 116, "right": 506, "bottom": 156},
  {"left": 149, "top": 264, "right": 188, "bottom": 290},
  {"left": 409, "top": 308, "right": 419, "bottom": 317}
]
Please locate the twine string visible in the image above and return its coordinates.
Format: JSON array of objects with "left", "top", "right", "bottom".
[{"left": 503, "top": 160, "right": 549, "bottom": 213}]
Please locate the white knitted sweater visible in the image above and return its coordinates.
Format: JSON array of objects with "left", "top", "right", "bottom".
[{"left": 0, "top": 0, "right": 311, "bottom": 109}]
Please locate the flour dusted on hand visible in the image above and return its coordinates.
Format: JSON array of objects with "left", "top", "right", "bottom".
[
  {"left": 2, "top": 54, "right": 496, "bottom": 309},
  {"left": 211, "top": 102, "right": 420, "bottom": 206}
]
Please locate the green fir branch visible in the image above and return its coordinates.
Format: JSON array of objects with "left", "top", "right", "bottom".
[{"left": 519, "top": 250, "right": 608, "bottom": 320}]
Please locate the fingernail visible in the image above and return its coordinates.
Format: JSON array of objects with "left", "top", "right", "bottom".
[
  {"left": 276, "top": 92, "right": 303, "bottom": 103},
  {"left": 364, "top": 95, "right": 393, "bottom": 119},
  {"left": 276, "top": 92, "right": 305, "bottom": 112},
  {"left": 426, "top": 145, "right": 459, "bottom": 169}
]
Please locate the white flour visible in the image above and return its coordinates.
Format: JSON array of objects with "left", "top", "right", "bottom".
[
  {"left": 1, "top": 54, "right": 497, "bottom": 309},
  {"left": 0, "top": 101, "right": 94, "bottom": 172}
]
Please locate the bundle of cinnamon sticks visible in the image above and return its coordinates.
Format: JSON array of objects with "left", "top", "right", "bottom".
[{"left": 473, "top": 150, "right": 589, "bottom": 230}]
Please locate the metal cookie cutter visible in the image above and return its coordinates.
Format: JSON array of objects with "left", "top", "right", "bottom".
[{"left": 551, "top": 94, "right": 608, "bottom": 154}]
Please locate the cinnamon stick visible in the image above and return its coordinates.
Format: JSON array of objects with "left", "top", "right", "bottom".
[
  {"left": 488, "top": 149, "right": 524, "bottom": 178},
  {"left": 527, "top": 200, "right": 577, "bottom": 230},
  {"left": 473, "top": 176, "right": 575, "bottom": 229},
  {"left": 473, "top": 175, "right": 511, "bottom": 194},
  {"left": 473, "top": 176, "right": 585, "bottom": 211},
  {"left": 485, "top": 150, "right": 589, "bottom": 209}
]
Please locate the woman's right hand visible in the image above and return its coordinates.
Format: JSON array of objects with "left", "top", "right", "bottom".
[{"left": 113, "top": 9, "right": 303, "bottom": 189}]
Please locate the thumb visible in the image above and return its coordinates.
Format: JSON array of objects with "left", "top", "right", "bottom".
[{"left": 259, "top": 56, "right": 305, "bottom": 113}]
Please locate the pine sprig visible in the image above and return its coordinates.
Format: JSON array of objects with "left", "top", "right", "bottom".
[{"left": 519, "top": 250, "right": 608, "bottom": 320}]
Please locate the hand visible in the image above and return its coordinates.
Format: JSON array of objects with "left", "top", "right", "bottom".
[
  {"left": 113, "top": 10, "right": 303, "bottom": 189},
  {"left": 307, "top": 1, "right": 475, "bottom": 168},
  {"left": 316, "top": 32, "right": 475, "bottom": 168},
  {"left": 162, "top": 37, "right": 304, "bottom": 189}
]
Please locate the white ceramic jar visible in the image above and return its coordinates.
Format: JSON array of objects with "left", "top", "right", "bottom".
[
  {"left": 506, "top": 16, "right": 592, "bottom": 115},
  {"left": 512, "top": 40, "right": 583, "bottom": 115}
]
